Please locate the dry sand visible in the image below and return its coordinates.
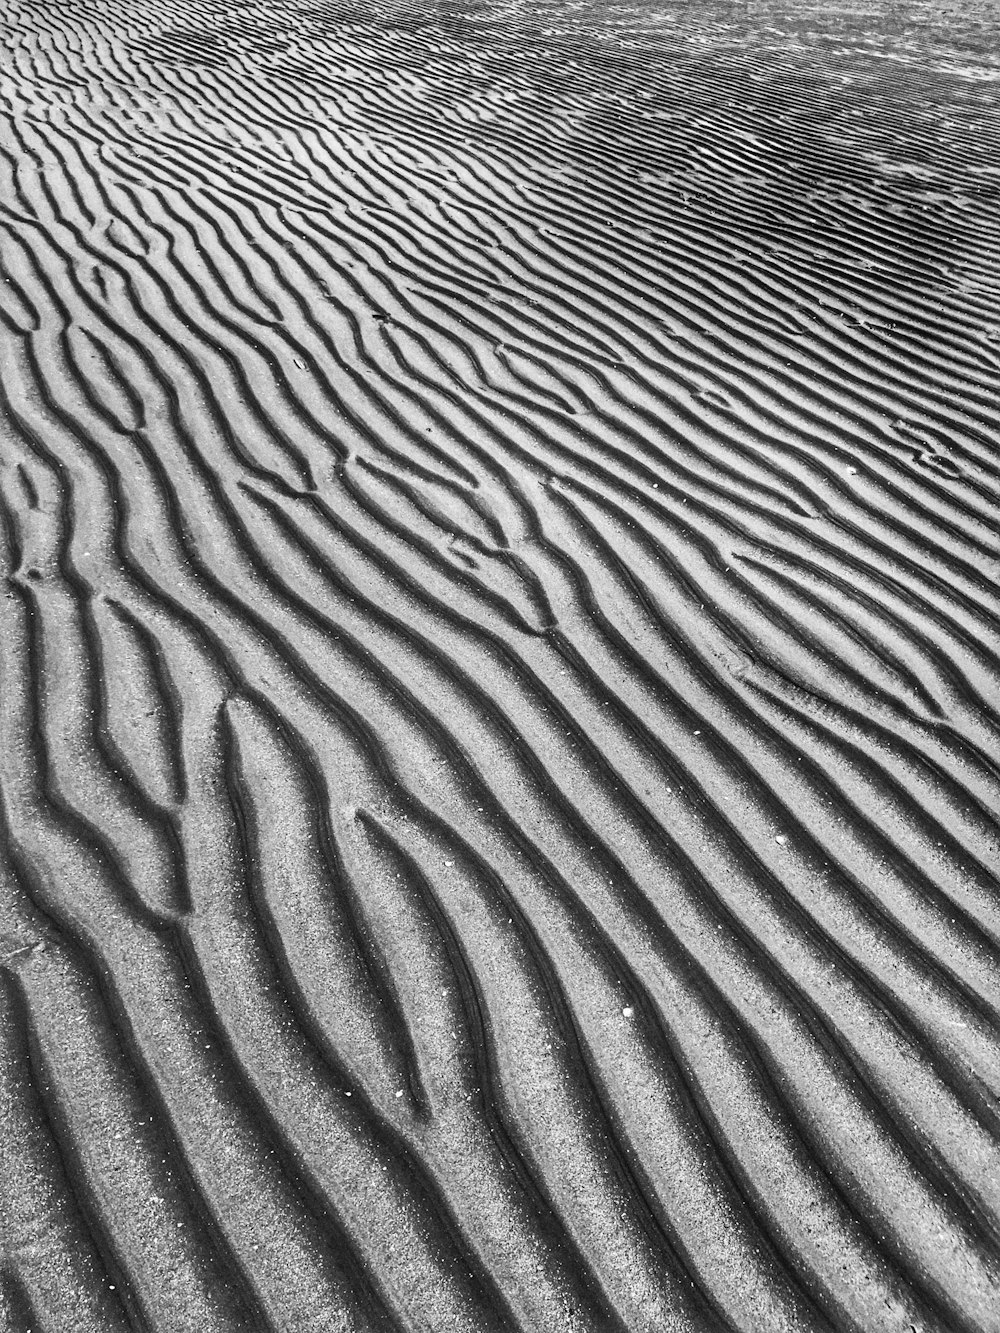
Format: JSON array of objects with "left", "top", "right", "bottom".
[{"left": 1, "top": 0, "right": 1000, "bottom": 1329}]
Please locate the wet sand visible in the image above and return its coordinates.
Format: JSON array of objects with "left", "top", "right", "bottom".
[{"left": 2, "top": 1, "right": 1000, "bottom": 1329}]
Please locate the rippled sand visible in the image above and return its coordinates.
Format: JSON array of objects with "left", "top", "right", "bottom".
[{"left": 2, "top": 2, "right": 999, "bottom": 1329}]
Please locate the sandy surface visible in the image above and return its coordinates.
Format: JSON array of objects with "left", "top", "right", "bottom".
[{"left": 1, "top": 0, "right": 1000, "bottom": 1329}]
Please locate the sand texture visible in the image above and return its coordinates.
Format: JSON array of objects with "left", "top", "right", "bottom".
[{"left": 1, "top": 0, "right": 1000, "bottom": 1329}]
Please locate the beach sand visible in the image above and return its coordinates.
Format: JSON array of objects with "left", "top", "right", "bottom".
[{"left": 1, "top": 1, "right": 999, "bottom": 1329}]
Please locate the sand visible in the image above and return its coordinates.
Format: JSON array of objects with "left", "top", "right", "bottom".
[{"left": 1, "top": 0, "right": 999, "bottom": 1329}]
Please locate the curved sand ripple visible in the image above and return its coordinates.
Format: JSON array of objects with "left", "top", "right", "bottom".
[{"left": 2, "top": 1, "right": 1000, "bottom": 1329}]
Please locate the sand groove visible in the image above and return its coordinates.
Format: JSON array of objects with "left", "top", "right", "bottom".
[{"left": 2, "top": 0, "right": 1000, "bottom": 1329}]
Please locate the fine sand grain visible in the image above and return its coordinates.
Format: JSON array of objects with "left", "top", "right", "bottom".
[{"left": 1, "top": 1, "right": 1000, "bottom": 1329}]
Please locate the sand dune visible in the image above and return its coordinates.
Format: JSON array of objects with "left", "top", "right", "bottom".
[{"left": 2, "top": 0, "right": 1000, "bottom": 1329}]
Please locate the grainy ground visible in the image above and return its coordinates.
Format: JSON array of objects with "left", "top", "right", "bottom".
[{"left": 1, "top": 1, "right": 1000, "bottom": 1329}]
